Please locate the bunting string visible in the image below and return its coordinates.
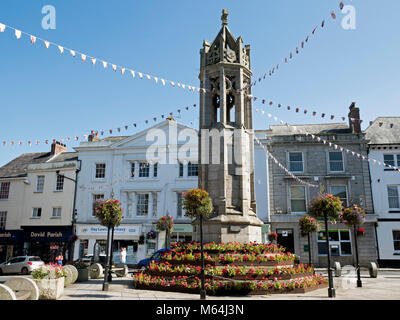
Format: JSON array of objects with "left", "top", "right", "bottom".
[
  {"left": 246, "top": 1, "right": 345, "bottom": 90},
  {"left": 1, "top": 103, "right": 198, "bottom": 147},
  {"left": 253, "top": 105, "right": 400, "bottom": 173},
  {"left": 0, "top": 22, "right": 210, "bottom": 95}
]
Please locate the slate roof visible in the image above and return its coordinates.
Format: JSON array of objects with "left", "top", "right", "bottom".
[
  {"left": 364, "top": 117, "right": 400, "bottom": 145},
  {"left": 0, "top": 152, "right": 78, "bottom": 179},
  {"left": 267, "top": 123, "right": 351, "bottom": 136}
]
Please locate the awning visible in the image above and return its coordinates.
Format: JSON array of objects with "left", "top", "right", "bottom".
[{"left": 172, "top": 224, "right": 193, "bottom": 233}]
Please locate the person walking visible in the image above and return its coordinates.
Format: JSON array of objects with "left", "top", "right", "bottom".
[{"left": 120, "top": 247, "right": 127, "bottom": 265}]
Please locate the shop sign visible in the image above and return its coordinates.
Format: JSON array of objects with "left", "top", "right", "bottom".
[
  {"left": 22, "top": 227, "right": 72, "bottom": 242},
  {"left": 76, "top": 224, "right": 141, "bottom": 237}
]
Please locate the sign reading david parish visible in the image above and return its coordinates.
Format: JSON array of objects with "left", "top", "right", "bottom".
[{"left": 22, "top": 226, "right": 72, "bottom": 242}]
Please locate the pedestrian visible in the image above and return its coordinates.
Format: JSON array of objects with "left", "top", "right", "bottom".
[
  {"left": 120, "top": 247, "right": 127, "bottom": 265},
  {"left": 55, "top": 252, "right": 63, "bottom": 266}
]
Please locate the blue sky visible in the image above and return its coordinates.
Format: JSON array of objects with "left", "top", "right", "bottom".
[{"left": 0, "top": 0, "right": 399, "bottom": 166}]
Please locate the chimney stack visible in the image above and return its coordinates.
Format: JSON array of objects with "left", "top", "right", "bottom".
[
  {"left": 51, "top": 141, "right": 67, "bottom": 155},
  {"left": 348, "top": 102, "right": 361, "bottom": 134},
  {"left": 88, "top": 132, "right": 100, "bottom": 142}
]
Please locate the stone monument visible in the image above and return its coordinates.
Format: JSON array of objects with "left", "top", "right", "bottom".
[{"left": 193, "top": 9, "right": 263, "bottom": 243}]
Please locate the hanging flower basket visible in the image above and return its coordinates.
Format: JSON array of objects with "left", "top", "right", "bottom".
[
  {"left": 182, "top": 189, "right": 213, "bottom": 219},
  {"left": 93, "top": 198, "right": 123, "bottom": 227},
  {"left": 299, "top": 216, "right": 320, "bottom": 236},
  {"left": 156, "top": 216, "right": 174, "bottom": 233},
  {"left": 268, "top": 232, "right": 278, "bottom": 242},
  {"left": 308, "top": 193, "right": 343, "bottom": 222},
  {"left": 147, "top": 230, "right": 157, "bottom": 239},
  {"left": 356, "top": 227, "right": 366, "bottom": 237},
  {"left": 340, "top": 204, "right": 366, "bottom": 226}
]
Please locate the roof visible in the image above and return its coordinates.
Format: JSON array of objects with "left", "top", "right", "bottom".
[
  {"left": 0, "top": 151, "right": 78, "bottom": 179},
  {"left": 364, "top": 117, "right": 400, "bottom": 144},
  {"left": 267, "top": 123, "right": 351, "bottom": 136}
]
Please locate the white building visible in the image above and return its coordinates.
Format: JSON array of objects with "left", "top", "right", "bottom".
[
  {"left": 73, "top": 119, "right": 198, "bottom": 263},
  {"left": 365, "top": 117, "right": 400, "bottom": 267},
  {"left": 0, "top": 142, "right": 78, "bottom": 263}
]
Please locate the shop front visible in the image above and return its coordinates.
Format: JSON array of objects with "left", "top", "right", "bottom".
[
  {"left": 21, "top": 226, "right": 73, "bottom": 264},
  {"left": 75, "top": 224, "right": 141, "bottom": 266},
  {"left": 0, "top": 230, "right": 24, "bottom": 263},
  {"left": 170, "top": 224, "right": 193, "bottom": 243}
]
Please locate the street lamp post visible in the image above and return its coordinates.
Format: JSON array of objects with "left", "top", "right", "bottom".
[
  {"left": 199, "top": 214, "right": 206, "bottom": 300},
  {"left": 324, "top": 212, "right": 335, "bottom": 298},
  {"left": 56, "top": 161, "right": 80, "bottom": 262},
  {"left": 353, "top": 226, "right": 362, "bottom": 287},
  {"left": 102, "top": 223, "right": 113, "bottom": 291},
  {"left": 307, "top": 232, "right": 312, "bottom": 266}
]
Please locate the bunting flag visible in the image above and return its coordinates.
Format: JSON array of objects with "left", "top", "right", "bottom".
[
  {"left": 253, "top": 106, "right": 400, "bottom": 173},
  {"left": 255, "top": 96, "right": 371, "bottom": 125},
  {"left": 0, "top": 21, "right": 208, "bottom": 95},
  {"left": 252, "top": 134, "right": 318, "bottom": 187},
  {"left": 1, "top": 103, "right": 198, "bottom": 148},
  {"left": 240, "top": 1, "right": 344, "bottom": 91}
]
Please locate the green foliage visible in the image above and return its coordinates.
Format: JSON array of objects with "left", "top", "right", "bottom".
[
  {"left": 341, "top": 204, "right": 366, "bottom": 226},
  {"left": 308, "top": 193, "right": 343, "bottom": 222},
  {"left": 156, "top": 216, "right": 174, "bottom": 233},
  {"left": 299, "top": 216, "right": 320, "bottom": 236},
  {"left": 93, "top": 198, "right": 123, "bottom": 227},
  {"left": 183, "top": 188, "right": 213, "bottom": 219}
]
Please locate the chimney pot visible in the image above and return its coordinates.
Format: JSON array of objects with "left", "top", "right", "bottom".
[{"left": 51, "top": 141, "right": 66, "bottom": 155}]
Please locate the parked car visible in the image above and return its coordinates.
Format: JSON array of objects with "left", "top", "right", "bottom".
[
  {"left": 137, "top": 249, "right": 170, "bottom": 269},
  {"left": 0, "top": 256, "right": 44, "bottom": 275}
]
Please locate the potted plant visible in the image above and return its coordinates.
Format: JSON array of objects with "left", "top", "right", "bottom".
[
  {"left": 147, "top": 230, "right": 157, "bottom": 240},
  {"left": 31, "top": 264, "right": 67, "bottom": 300},
  {"left": 299, "top": 216, "right": 320, "bottom": 265},
  {"left": 183, "top": 188, "right": 213, "bottom": 300},
  {"left": 308, "top": 193, "right": 343, "bottom": 298},
  {"left": 74, "top": 262, "right": 89, "bottom": 282}
]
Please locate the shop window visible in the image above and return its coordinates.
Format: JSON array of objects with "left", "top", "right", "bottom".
[
  {"left": 318, "top": 230, "right": 352, "bottom": 256},
  {"left": 153, "top": 193, "right": 158, "bottom": 217},
  {"left": 177, "top": 193, "right": 183, "bottom": 217}
]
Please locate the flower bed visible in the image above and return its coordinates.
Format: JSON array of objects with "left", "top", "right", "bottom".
[
  {"left": 147, "top": 262, "right": 313, "bottom": 280},
  {"left": 171, "top": 241, "right": 286, "bottom": 254},
  {"left": 132, "top": 273, "right": 328, "bottom": 296}
]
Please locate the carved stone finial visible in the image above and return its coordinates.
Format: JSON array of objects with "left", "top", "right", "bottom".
[{"left": 221, "top": 9, "right": 229, "bottom": 26}]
